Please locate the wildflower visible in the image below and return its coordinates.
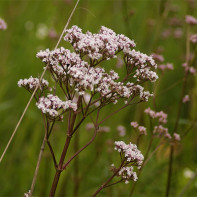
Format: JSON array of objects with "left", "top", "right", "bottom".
[
  {"left": 118, "top": 166, "right": 138, "bottom": 183},
  {"left": 36, "top": 23, "right": 48, "bottom": 40},
  {"left": 18, "top": 76, "right": 49, "bottom": 90},
  {"left": 36, "top": 94, "right": 77, "bottom": 119},
  {"left": 190, "top": 34, "right": 197, "bottom": 44},
  {"left": 138, "top": 126, "right": 147, "bottom": 135},
  {"left": 152, "top": 53, "right": 164, "bottom": 63},
  {"left": 158, "top": 63, "right": 174, "bottom": 71},
  {"left": 182, "top": 95, "right": 190, "bottom": 103},
  {"left": 183, "top": 168, "right": 195, "bottom": 179},
  {"left": 173, "top": 28, "right": 183, "bottom": 39},
  {"left": 144, "top": 107, "right": 167, "bottom": 124},
  {"left": 24, "top": 190, "right": 31, "bottom": 197},
  {"left": 86, "top": 123, "right": 110, "bottom": 133},
  {"left": 185, "top": 15, "right": 197, "bottom": 25},
  {"left": 117, "top": 125, "right": 126, "bottom": 136},
  {"left": 114, "top": 141, "right": 144, "bottom": 166},
  {"left": 0, "top": 18, "right": 7, "bottom": 30},
  {"left": 130, "top": 121, "right": 138, "bottom": 128},
  {"left": 153, "top": 125, "right": 171, "bottom": 139},
  {"left": 173, "top": 133, "right": 181, "bottom": 141}
]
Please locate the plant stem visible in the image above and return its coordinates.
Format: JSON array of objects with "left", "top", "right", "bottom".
[
  {"left": 49, "top": 135, "right": 72, "bottom": 197},
  {"left": 73, "top": 132, "right": 80, "bottom": 197},
  {"left": 165, "top": 25, "right": 190, "bottom": 197},
  {"left": 29, "top": 136, "right": 46, "bottom": 197},
  {"left": 49, "top": 97, "right": 82, "bottom": 196},
  {"left": 92, "top": 161, "right": 125, "bottom": 197},
  {"left": 165, "top": 144, "right": 174, "bottom": 197},
  {"left": 129, "top": 136, "right": 154, "bottom": 197}
]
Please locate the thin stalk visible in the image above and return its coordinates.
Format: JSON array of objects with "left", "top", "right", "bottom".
[
  {"left": 0, "top": 0, "right": 81, "bottom": 164},
  {"left": 165, "top": 144, "right": 174, "bottom": 197},
  {"left": 129, "top": 136, "right": 154, "bottom": 197},
  {"left": 49, "top": 97, "right": 82, "bottom": 197},
  {"left": 29, "top": 113, "right": 48, "bottom": 197},
  {"left": 73, "top": 131, "right": 80, "bottom": 197},
  {"left": 92, "top": 160, "right": 125, "bottom": 197},
  {"left": 165, "top": 25, "right": 190, "bottom": 197}
]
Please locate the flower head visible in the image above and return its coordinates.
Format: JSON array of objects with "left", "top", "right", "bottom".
[
  {"left": 36, "top": 94, "right": 77, "bottom": 119},
  {"left": 0, "top": 18, "right": 7, "bottom": 30}
]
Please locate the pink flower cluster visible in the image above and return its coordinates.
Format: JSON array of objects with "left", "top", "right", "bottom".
[
  {"left": 182, "top": 95, "right": 190, "bottom": 103},
  {"left": 36, "top": 94, "right": 77, "bottom": 119},
  {"left": 125, "top": 49, "right": 158, "bottom": 82},
  {"left": 173, "top": 133, "right": 181, "bottom": 141},
  {"left": 152, "top": 53, "right": 164, "bottom": 63},
  {"left": 86, "top": 123, "right": 110, "bottom": 133},
  {"left": 182, "top": 63, "right": 196, "bottom": 75},
  {"left": 114, "top": 141, "right": 144, "bottom": 166},
  {"left": 130, "top": 121, "right": 138, "bottom": 128},
  {"left": 18, "top": 76, "right": 49, "bottom": 90},
  {"left": 153, "top": 125, "right": 171, "bottom": 139},
  {"left": 0, "top": 18, "right": 7, "bottom": 30},
  {"left": 117, "top": 125, "right": 126, "bottom": 136},
  {"left": 37, "top": 41, "right": 154, "bottom": 103},
  {"left": 190, "top": 34, "right": 197, "bottom": 44},
  {"left": 130, "top": 122, "right": 147, "bottom": 135},
  {"left": 185, "top": 15, "right": 197, "bottom": 25},
  {"left": 144, "top": 107, "right": 167, "bottom": 124},
  {"left": 158, "top": 63, "right": 174, "bottom": 71}
]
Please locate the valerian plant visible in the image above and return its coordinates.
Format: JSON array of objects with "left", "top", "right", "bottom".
[{"left": 19, "top": 25, "right": 158, "bottom": 196}]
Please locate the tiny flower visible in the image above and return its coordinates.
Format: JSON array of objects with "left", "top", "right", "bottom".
[
  {"left": 173, "top": 133, "right": 181, "bottom": 141},
  {"left": 189, "top": 67, "right": 196, "bottom": 75},
  {"left": 24, "top": 190, "right": 31, "bottom": 197},
  {"left": 114, "top": 141, "right": 144, "bottom": 166},
  {"left": 183, "top": 168, "right": 195, "bottom": 179},
  {"left": 36, "top": 94, "right": 77, "bottom": 119},
  {"left": 138, "top": 126, "right": 147, "bottom": 135},
  {"left": 118, "top": 166, "right": 138, "bottom": 183},
  {"left": 152, "top": 53, "right": 164, "bottom": 63},
  {"left": 158, "top": 63, "right": 174, "bottom": 71},
  {"left": 190, "top": 34, "right": 197, "bottom": 44},
  {"left": 153, "top": 125, "right": 171, "bottom": 139},
  {"left": 86, "top": 123, "right": 94, "bottom": 130},
  {"left": 0, "top": 18, "right": 7, "bottom": 30},
  {"left": 185, "top": 15, "right": 197, "bottom": 25},
  {"left": 182, "top": 95, "right": 190, "bottom": 103},
  {"left": 173, "top": 28, "right": 183, "bottom": 39},
  {"left": 17, "top": 76, "right": 49, "bottom": 91},
  {"left": 117, "top": 125, "right": 126, "bottom": 136},
  {"left": 144, "top": 107, "right": 167, "bottom": 124},
  {"left": 130, "top": 121, "right": 138, "bottom": 128}
]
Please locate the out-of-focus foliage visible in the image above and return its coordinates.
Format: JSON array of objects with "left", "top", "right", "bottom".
[{"left": 0, "top": 0, "right": 197, "bottom": 196}]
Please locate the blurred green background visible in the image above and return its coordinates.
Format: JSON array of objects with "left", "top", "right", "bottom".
[{"left": 0, "top": 0, "right": 197, "bottom": 196}]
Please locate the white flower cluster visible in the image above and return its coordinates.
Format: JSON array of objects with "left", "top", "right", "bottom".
[
  {"left": 36, "top": 26, "right": 157, "bottom": 104},
  {"left": 37, "top": 48, "right": 153, "bottom": 102},
  {"left": 118, "top": 166, "right": 138, "bottom": 184},
  {"left": 144, "top": 107, "right": 167, "bottom": 124},
  {"left": 64, "top": 25, "right": 136, "bottom": 60},
  {"left": 124, "top": 49, "right": 158, "bottom": 82},
  {"left": 36, "top": 94, "right": 77, "bottom": 119},
  {"left": 18, "top": 76, "right": 49, "bottom": 90},
  {"left": 114, "top": 141, "right": 144, "bottom": 166}
]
